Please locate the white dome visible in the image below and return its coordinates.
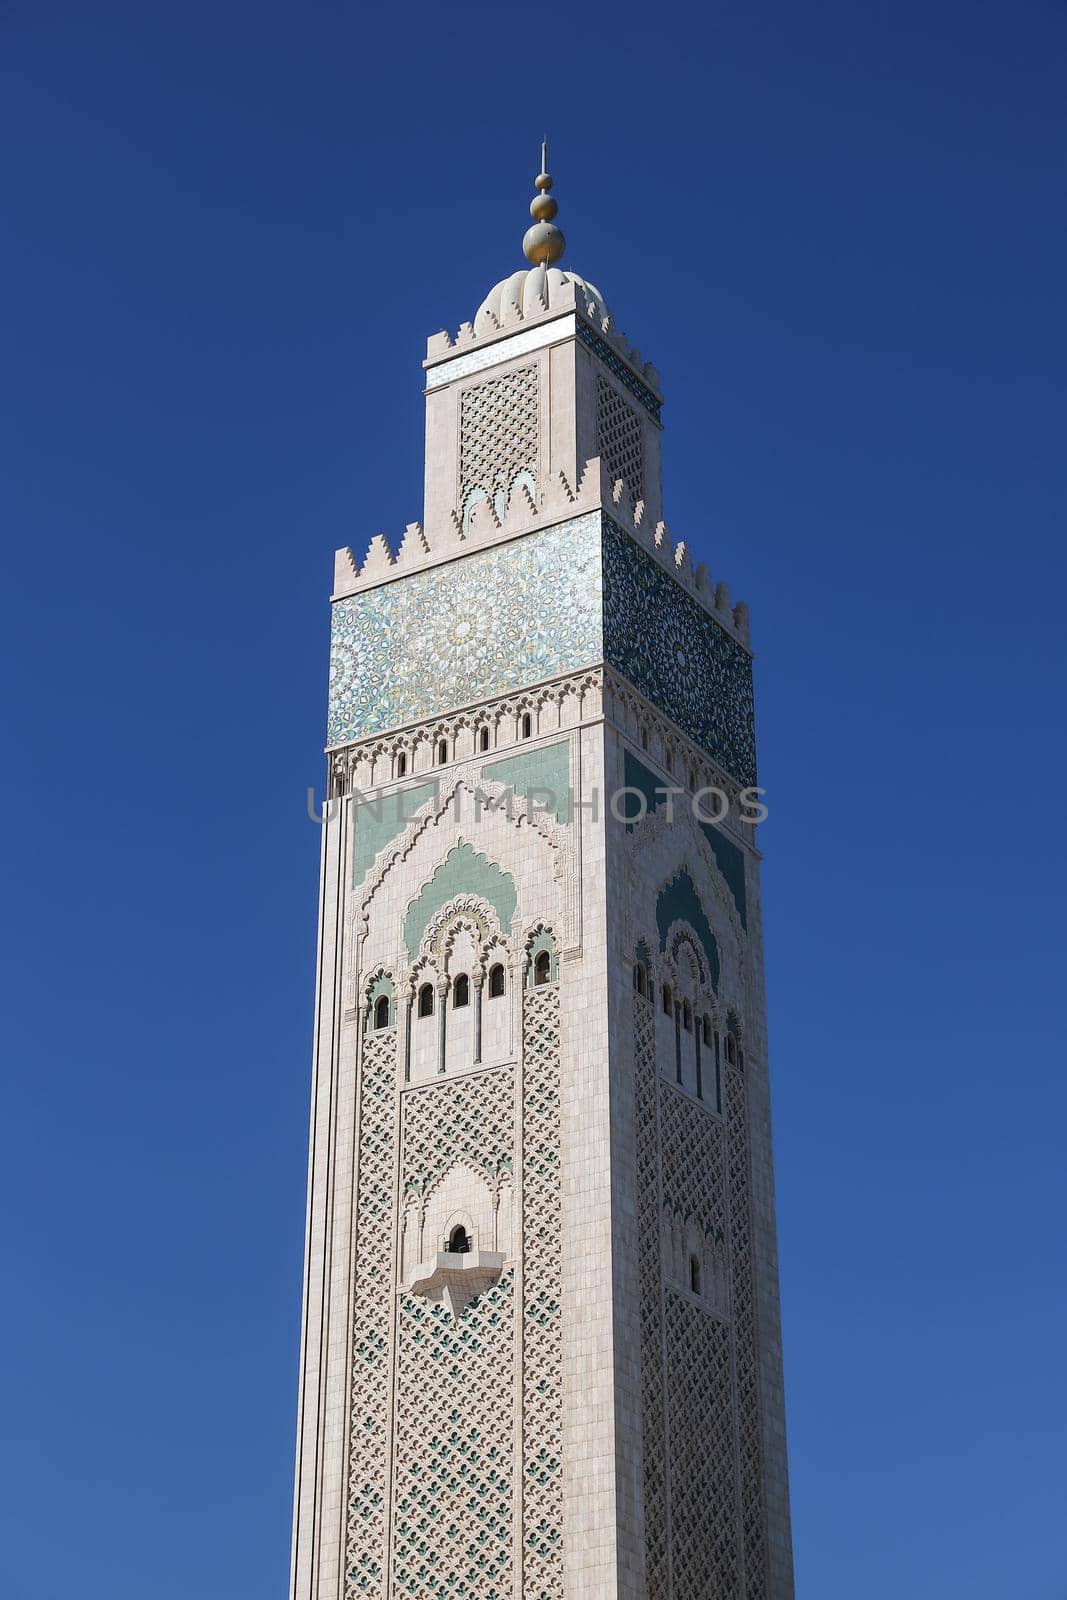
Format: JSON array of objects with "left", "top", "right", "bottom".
[{"left": 474, "top": 264, "right": 610, "bottom": 337}]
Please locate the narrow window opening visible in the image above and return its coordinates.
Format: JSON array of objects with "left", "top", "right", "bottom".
[
  {"left": 452, "top": 973, "right": 470, "bottom": 1008},
  {"left": 662, "top": 983, "right": 672, "bottom": 1017},
  {"left": 689, "top": 1255, "right": 702, "bottom": 1295},
  {"left": 372, "top": 995, "right": 390, "bottom": 1030},
  {"left": 448, "top": 1225, "right": 471, "bottom": 1255},
  {"left": 521, "top": 712, "right": 532, "bottom": 739},
  {"left": 682, "top": 1001, "right": 693, "bottom": 1032},
  {"left": 488, "top": 963, "right": 505, "bottom": 998},
  {"left": 726, "top": 1032, "right": 737, "bottom": 1066},
  {"left": 634, "top": 962, "right": 647, "bottom": 997},
  {"left": 702, "top": 1015, "right": 713, "bottom": 1047},
  {"left": 417, "top": 983, "right": 434, "bottom": 1019},
  {"left": 479, "top": 727, "right": 490, "bottom": 752},
  {"left": 396, "top": 752, "right": 407, "bottom": 777},
  {"left": 533, "top": 949, "right": 551, "bottom": 986},
  {"left": 436, "top": 739, "right": 448, "bottom": 765},
  {"left": 641, "top": 726, "right": 649, "bottom": 750}
]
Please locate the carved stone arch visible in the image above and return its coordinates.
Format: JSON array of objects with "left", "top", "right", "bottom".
[
  {"left": 524, "top": 922, "right": 559, "bottom": 987},
  {"left": 480, "top": 931, "right": 511, "bottom": 988},
  {"left": 626, "top": 792, "right": 748, "bottom": 961},
  {"left": 357, "top": 774, "right": 568, "bottom": 927},
  {"left": 667, "top": 924, "right": 706, "bottom": 994},
  {"left": 363, "top": 967, "right": 396, "bottom": 1031},
  {"left": 655, "top": 867, "right": 720, "bottom": 993},
  {"left": 423, "top": 899, "right": 504, "bottom": 971},
  {"left": 632, "top": 930, "right": 660, "bottom": 987}
]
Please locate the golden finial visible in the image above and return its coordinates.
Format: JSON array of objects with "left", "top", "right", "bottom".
[{"left": 523, "top": 140, "right": 565, "bottom": 266}]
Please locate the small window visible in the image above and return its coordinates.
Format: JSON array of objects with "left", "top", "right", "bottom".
[
  {"left": 452, "top": 973, "right": 470, "bottom": 1008},
  {"left": 436, "top": 739, "right": 448, "bottom": 765},
  {"left": 448, "top": 1225, "right": 471, "bottom": 1255},
  {"left": 634, "top": 962, "right": 647, "bottom": 998},
  {"left": 488, "top": 963, "right": 505, "bottom": 998},
  {"left": 662, "top": 983, "right": 672, "bottom": 1017},
  {"left": 396, "top": 752, "right": 407, "bottom": 777},
  {"left": 641, "top": 726, "right": 649, "bottom": 750},
  {"left": 689, "top": 1255, "right": 701, "bottom": 1295},
  {"left": 702, "top": 1015, "right": 713, "bottom": 1047},
  {"left": 479, "top": 727, "right": 490, "bottom": 752},
  {"left": 726, "top": 1032, "right": 737, "bottom": 1066},
  {"left": 521, "top": 712, "right": 532, "bottom": 739},
  {"left": 418, "top": 983, "right": 434, "bottom": 1019},
  {"left": 533, "top": 949, "right": 551, "bottom": 987},
  {"left": 372, "top": 995, "right": 390, "bottom": 1030},
  {"left": 682, "top": 1001, "right": 692, "bottom": 1032}
]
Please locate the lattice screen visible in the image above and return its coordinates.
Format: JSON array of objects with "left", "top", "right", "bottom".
[
  {"left": 597, "top": 376, "right": 645, "bottom": 501},
  {"left": 345, "top": 1028, "right": 397, "bottom": 1598},
  {"left": 635, "top": 991, "right": 771, "bottom": 1598},
  {"left": 459, "top": 365, "right": 539, "bottom": 510},
  {"left": 521, "top": 983, "right": 565, "bottom": 1598}
]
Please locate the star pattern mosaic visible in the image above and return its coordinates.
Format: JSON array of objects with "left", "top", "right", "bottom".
[
  {"left": 327, "top": 514, "right": 603, "bottom": 746},
  {"left": 601, "top": 518, "right": 757, "bottom": 787}
]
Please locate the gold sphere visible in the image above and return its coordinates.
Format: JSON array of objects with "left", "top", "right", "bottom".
[
  {"left": 530, "top": 193, "right": 558, "bottom": 222},
  {"left": 523, "top": 221, "right": 565, "bottom": 265},
  {"left": 534, "top": 171, "right": 553, "bottom": 192}
]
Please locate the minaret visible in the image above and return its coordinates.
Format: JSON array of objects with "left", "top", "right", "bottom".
[{"left": 291, "top": 153, "right": 794, "bottom": 1600}]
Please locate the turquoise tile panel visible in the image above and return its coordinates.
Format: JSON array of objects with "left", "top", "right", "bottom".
[
  {"left": 482, "top": 739, "right": 571, "bottom": 823},
  {"left": 352, "top": 782, "right": 439, "bottom": 886},
  {"left": 328, "top": 514, "right": 602, "bottom": 747},
  {"left": 622, "top": 752, "right": 747, "bottom": 928},
  {"left": 403, "top": 841, "right": 518, "bottom": 960}
]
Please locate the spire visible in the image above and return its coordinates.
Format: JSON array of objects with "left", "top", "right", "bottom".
[{"left": 522, "top": 140, "right": 565, "bottom": 266}]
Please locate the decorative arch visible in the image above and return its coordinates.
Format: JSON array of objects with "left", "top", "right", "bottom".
[
  {"left": 655, "top": 869, "right": 720, "bottom": 992},
  {"left": 403, "top": 841, "right": 517, "bottom": 961},
  {"left": 525, "top": 925, "right": 559, "bottom": 988},
  {"left": 365, "top": 969, "right": 395, "bottom": 1027}
]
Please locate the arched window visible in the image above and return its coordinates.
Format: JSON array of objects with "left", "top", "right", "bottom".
[
  {"left": 396, "top": 752, "right": 407, "bottom": 777},
  {"left": 488, "top": 963, "right": 505, "bottom": 998},
  {"left": 641, "top": 726, "right": 649, "bottom": 750},
  {"left": 521, "top": 712, "right": 532, "bottom": 739},
  {"left": 436, "top": 739, "right": 448, "bottom": 765},
  {"left": 662, "top": 982, "right": 672, "bottom": 1017},
  {"left": 726, "top": 1032, "right": 737, "bottom": 1066},
  {"left": 452, "top": 973, "right": 470, "bottom": 1008},
  {"left": 533, "top": 949, "right": 551, "bottom": 986},
  {"left": 702, "top": 1015, "right": 713, "bottom": 1047},
  {"left": 417, "top": 983, "right": 434, "bottom": 1019},
  {"left": 682, "top": 1001, "right": 693, "bottom": 1032},
  {"left": 372, "top": 995, "right": 390, "bottom": 1030},
  {"left": 479, "top": 727, "right": 490, "bottom": 752},
  {"left": 448, "top": 1224, "right": 471, "bottom": 1254},
  {"left": 633, "top": 962, "right": 647, "bottom": 997},
  {"left": 689, "top": 1254, "right": 702, "bottom": 1295}
]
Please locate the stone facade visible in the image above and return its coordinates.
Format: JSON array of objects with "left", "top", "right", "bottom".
[{"left": 291, "top": 235, "right": 793, "bottom": 1599}]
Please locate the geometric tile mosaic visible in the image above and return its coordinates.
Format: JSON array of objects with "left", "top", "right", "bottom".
[
  {"left": 602, "top": 517, "right": 757, "bottom": 788},
  {"left": 328, "top": 514, "right": 602, "bottom": 747}
]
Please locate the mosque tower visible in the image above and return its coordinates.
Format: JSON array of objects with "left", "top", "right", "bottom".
[{"left": 290, "top": 150, "right": 794, "bottom": 1600}]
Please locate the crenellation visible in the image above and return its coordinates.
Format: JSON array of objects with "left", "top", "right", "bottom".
[{"left": 331, "top": 461, "right": 749, "bottom": 645}]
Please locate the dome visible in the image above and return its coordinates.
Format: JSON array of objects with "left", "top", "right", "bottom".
[{"left": 474, "top": 264, "right": 611, "bottom": 339}]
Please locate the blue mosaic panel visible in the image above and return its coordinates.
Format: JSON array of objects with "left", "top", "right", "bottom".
[
  {"left": 602, "top": 518, "right": 757, "bottom": 788},
  {"left": 328, "top": 514, "right": 602, "bottom": 746}
]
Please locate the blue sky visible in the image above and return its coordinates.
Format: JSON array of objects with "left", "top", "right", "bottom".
[{"left": 2, "top": 3, "right": 1065, "bottom": 1596}]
